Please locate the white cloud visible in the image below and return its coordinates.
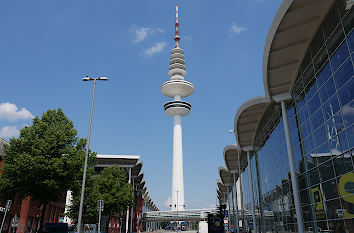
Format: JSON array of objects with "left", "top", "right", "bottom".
[
  {"left": 341, "top": 105, "right": 354, "bottom": 116},
  {"left": 230, "top": 23, "right": 246, "bottom": 35},
  {"left": 130, "top": 25, "right": 165, "bottom": 43},
  {"left": 164, "top": 196, "right": 172, "bottom": 208},
  {"left": 0, "top": 125, "right": 20, "bottom": 138},
  {"left": 143, "top": 42, "right": 166, "bottom": 57},
  {"left": 0, "top": 102, "right": 34, "bottom": 122},
  {"left": 130, "top": 25, "right": 153, "bottom": 43},
  {"left": 156, "top": 28, "right": 165, "bottom": 33}
]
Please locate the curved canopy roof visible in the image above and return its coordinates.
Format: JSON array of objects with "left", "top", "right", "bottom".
[
  {"left": 142, "top": 187, "right": 147, "bottom": 194},
  {"left": 219, "top": 167, "right": 235, "bottom": 186},
  {"left": 95, "top": 154, "right": 140, "bottom": 168},
  {"left": 234, "top": 97, "right": 271, "bottom": 149},
  {"left": 223, "top": 144, "right": 248, "bottom": 173},
  {"left": 132, "top": 162, "right": 143, "bottom": 178},
  {"left": 135, "top": 173, "right": 144, "bottom": 184},
  {"left": 137, "top": 180, "right": 145, "bottom": 190},
  {"left": 263, "top": 0, "right": 334, "bottom": 97},
  {"left": 216, "top": 179, "right": 228, "bottom": 194}
]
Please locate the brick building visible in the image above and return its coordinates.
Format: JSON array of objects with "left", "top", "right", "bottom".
[{"left": 0, "top": 138, "right": 66, "bottom": 233}]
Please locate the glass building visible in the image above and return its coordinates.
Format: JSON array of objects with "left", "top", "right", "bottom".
[{"left": 219, "top": 0, "right": 354, "bottom": 232}]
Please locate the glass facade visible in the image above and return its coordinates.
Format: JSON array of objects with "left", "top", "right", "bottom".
[{"left": 241, "top": 1, "right": 354, "bottom": 232}]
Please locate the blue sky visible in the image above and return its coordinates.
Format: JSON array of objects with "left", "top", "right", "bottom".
[{"left": 0, "top": 0, "right": 282, "bottom": 209}]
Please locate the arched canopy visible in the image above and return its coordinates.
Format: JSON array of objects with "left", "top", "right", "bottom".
[
  {"left": 234, "top": 97, "right": 271, "bottom": 149},
  {"left": 142, "top": 187, "right": 147, "bottom": 194},
  {"left": 217, "top": 179, "right": 228, "bottom": 194},
  {"left": 137, "top": 180, "right": 145, "bottom": 190},
  {"left": 132, "top": 162, "right": 143, "bottom": 178},
  {"left": 223, "top": 144, "right": 248, "bottom": 173},
  {"left": 219, "top": 167, "right": 234, "bottom": 186},
  {"left": 135, "top": 173, "right": 144, "bottom": 184},
  {"left": 263, "top": 0, "right": 334, "bottom": 98}
]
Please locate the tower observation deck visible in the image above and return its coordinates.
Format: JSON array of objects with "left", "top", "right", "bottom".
[{"left": 161, "top": 5, "right": 194, "bottom": 212}]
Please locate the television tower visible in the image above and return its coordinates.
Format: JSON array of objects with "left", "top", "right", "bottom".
[{"left": 161, "top": 5, "right": 194, "bottom": 211}]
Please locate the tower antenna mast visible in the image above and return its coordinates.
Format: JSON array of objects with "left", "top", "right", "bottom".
[{"left": 174, "top": 5, "right": 180, "bottom": 48}]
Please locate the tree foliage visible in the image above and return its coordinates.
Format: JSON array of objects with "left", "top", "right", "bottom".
[
  {"left": 68, "top": 165, "right": 134, "bottom": 224},
  {"left": 0, "top": 109, "right": 89, "bottom": 232},
  {"left": 97, "top": 165, "right": 134, "bottom": 215}
]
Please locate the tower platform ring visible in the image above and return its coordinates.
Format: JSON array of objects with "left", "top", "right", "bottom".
[
  {"left": 164, "top": 100, "right": 191, "bottom": 116},
  {"left": 169, "top": 63, "right": 186, "bottom": 71},
  {"left": 171, "top": 48, "right": 184, "bottom": 54},
  {"left": 170, "top": 58, "right": 185, "bottom": 65},
  {"left": 168, "top": 68, "right": 187, "bottom": 77},
  {"left": 170, "top": 53, "right": 184, "bottom": 60},
  {"left": 161, "top": 80, "right": 194, "bottom": 97}
]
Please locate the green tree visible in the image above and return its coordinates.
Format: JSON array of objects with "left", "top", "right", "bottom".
[
  {"left": 66, "top": 164, "right": 99, "bottom": 224},
  {"left": 67, "top": 165, "right": 134, "bottom": 227},
  {"left": 97, "top": 166, "right": 134, "bottom": 216},
  {"left": 0, "top": 109, "right": 89, "bottom": 233}
]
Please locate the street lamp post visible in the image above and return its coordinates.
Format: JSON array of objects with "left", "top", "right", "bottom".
[{"left": 77, "top": 76, "right": 108, "bottom": 233}]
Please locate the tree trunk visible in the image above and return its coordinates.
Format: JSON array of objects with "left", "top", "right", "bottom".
[{"left": 38, "top": 202, "right": 48, "bottom": 233}]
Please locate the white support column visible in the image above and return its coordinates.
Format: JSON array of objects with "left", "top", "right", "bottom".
[
  {"left": 280, "top": 100, "right": 304, "bottom": 233},
  {"left": 247, "top": 150, "right": 257, "bottom": 233},
  {"left": 231, "top": 185, "right": 235, "bottom": 229},
  {"left": 233, "top": 174, "right": 240, "bottom": 233},
  {"left": 226, "top": 186, "right": 231, "bottom": 232},
  {"left": 126, "top": 167, "right": 132, "bottom": 233},
  {"left": 238, "top": 151, "right": 245, "bottom": 232}
]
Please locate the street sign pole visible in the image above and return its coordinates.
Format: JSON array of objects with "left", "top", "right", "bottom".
[
  {"left": 97, "top": 200, "right": 104, "bottom": 233},
  {"left": 0, "top": 200, "right": 12, "bottom": 233}
]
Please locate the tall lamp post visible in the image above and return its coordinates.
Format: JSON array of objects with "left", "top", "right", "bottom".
[{"left": 77, "top": 76, "right": 108, "bottom": 233}]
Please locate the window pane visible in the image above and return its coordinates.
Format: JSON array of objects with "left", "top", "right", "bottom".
[
  {"left": 319, "top": 160, "right": 335, "bottom": 182},
  {"left": 308, "top": 93, "right": 321, "bottom": 113},
  {"left": 313, "top": 45, "right": 329, "bottom": 73},
  {"left": 322, "top": 179, "right": 339, "bottom": 200},
  {"left": 322, "top": 94, "right": 341, "bottom": 121},
  {"left": 340, "top": 101, "right": 354, "bottom": 128},
  {"left": 301, "top": 119, "right": 312, "bottom": 139},
  {"left": 325, "top": 198, "right": 342, "bottom": 219},
  {"left": 317, "top": 63, "right": 332, "bottom": 87},
  {"left": 348, "top": 30, "right": 354, "bottom": 54},
  {"left": 303, "top": 135, "right": 314, "bottom": 155},
  {"left": 319, "top": 77, "right": 336, "bottom": 104},
  {"left": 338, "top": 78, "right": 354, "bottom": 108},
  {"left": 309, "top": 168, "right": 321, "bottom": 186},
  {"left": 334, "top": 58, "right": 354, "bottom": 89},
  {"left": 310, "top": 108, "right": 324, "bottom": 131},
  {"left": 313, "top": 125, "right": 327, "bottom": 148},
  {"left": 328, "top": 219, "right": 346, "bottom": 232},
  {"left": 333, "top": 153, "right": 352, "bottom": 177},
  {"left": 298, "top": 105, "right": 309, "bottom": 123},
  {"left": 330, "top": 41, "right": 350, "bottom": 72},
  {"left": 346, "top": 124, "right": 354, "bottom": 148}
]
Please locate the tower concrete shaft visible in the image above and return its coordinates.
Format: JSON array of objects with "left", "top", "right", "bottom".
[
  {"left": 161, "top": 5, "right": 193, "bottom": 211},
  {"left": 172, "top": 115, "right": 184, "bottom": 211}
]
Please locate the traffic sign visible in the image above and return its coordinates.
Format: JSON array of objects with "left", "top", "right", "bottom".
[
  {"left": 0, "top": 200, "right": 12, "bottom": 212},
  {"left": 97, "top": 200, "right": 104, "bottom": 211}
]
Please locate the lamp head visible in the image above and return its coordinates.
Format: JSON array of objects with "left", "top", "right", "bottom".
[
  {"left": 83, "top": 76, "right": 91, "bottom": 81},
  {"left": 98, "top": 77, "right": 109, "bottom": 81}
]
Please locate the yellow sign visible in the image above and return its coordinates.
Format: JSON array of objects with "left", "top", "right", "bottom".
[
  {"left": 338, "top": 172, "right": 354, "bottom": 218},
  {"left": 312, "top": 186, "right": 325, "bottom": 219}
]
